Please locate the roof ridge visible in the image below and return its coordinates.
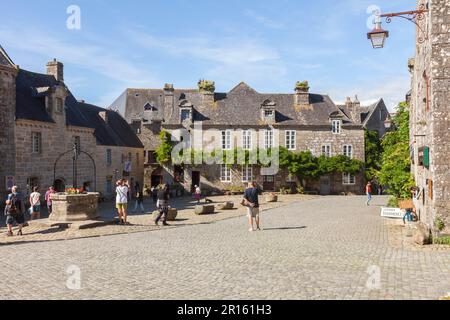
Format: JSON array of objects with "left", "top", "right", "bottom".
[{"left": 0, "top": 44, "right": 17, "bottom": 68}]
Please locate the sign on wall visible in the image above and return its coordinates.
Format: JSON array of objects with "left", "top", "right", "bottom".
[
  {"left": 380, "top": 207, "right": 404, "bottom": 219},
  {"left": 5, "top": 176, "right": 14, "bottom": 191}
]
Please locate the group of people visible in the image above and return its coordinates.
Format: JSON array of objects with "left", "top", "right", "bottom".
[
  {"left": 115, "top": 180, "right": 171, "bottom": 226},
  {"left": 3, "top": 185, "right": 56, "bottom": 237}
]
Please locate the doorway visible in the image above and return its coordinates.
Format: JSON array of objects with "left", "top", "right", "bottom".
[
  {"left": 263, "top": 176, "right": 275, "bottom": 191},
  {"left": 320, "top": 176, "right": 331, "bottom": 195},
  {"left": 151, "top": 175, "right": 163, "bottom": 188},
  {"left": 54, "top": 179, "right": 65, "bottom": 193},
  {"left": 191, "top": 171, "right": 200, "bottom": 193}
]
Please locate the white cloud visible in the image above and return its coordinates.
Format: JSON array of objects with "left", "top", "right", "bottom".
[
  {"left": 127, "top": 29, "right": 287, "bottom": 89},
  {"left": 0, "top": 27, "right": 160, "bottom": 87}
]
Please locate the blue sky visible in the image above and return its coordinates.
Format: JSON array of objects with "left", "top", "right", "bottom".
[{"left": 1, "top": 0, "right": 416, "bottom": 110}]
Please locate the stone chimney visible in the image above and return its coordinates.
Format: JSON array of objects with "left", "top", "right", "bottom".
[
  {"left": 346, "top": 96, "right": 361, "bottom": 124},
  {"left": 295, "top": 81, "right": 310, "bottom": 105},
  {"left": 46, "top": 59, "right": 64, "bottom": 82},
  {"left": 198, "top": 79, "right": 215, "bottom": 105},
  {"left": 163, "top": 83, "right": 175, "bottom": 120}
]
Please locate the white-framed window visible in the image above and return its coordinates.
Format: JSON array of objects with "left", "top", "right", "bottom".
[
  {"left": 31, "top": 132, "right": 42, "bottom": 154},
  {"left": 264, "top": 129, "right": 274, "bottom": 149},
  {"left": 263, "top": 109, "right": 275, "bottom": 120},
  {"left": 343, "top": 173, "right": 356, "bottom": 185},
  {"left": 136, "top": 152, "right": 140, "bottom": 166},
  {"left": 321, "top": 145, "right": 332, "bottom": 158},
  {"left": 343, "top": 145, "right": 353, "bottom": 159},
  {"left": 332, "top": 120, "right": 342, "bottom": 134},
  {"left": 106, "top": 149, "right": 112, "bottom": 167},
  {"left": 222, "top": 130, "right": 232, "bottom": 150},
  {"left": 242, "top": 130, "right": 252, "bottom": 150},
  {"left": 285, "top": 130, "right": 296, "bottom": 150},
  {"left": 220, "top": 164, "right": 232, "bottom": 182},
  {"left": 128, "top": 152, "right": 132, "bottom": 162},
  {"left": 242, "top": 165, "right": 253, "bottom": 183}
]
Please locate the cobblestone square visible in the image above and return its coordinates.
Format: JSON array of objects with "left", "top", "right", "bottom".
[{"left": 1, "top": 196, "right": 449, "bottom": 300}]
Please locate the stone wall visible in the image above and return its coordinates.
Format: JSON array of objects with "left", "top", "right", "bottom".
[
  {"left": 13, "top": 119, "right": 98, "bottom": 196},
  {"left": 160, "top": 125, "right": 365, "bottom": 194},
  {"left": 0, "top": 66, "right": 17, "bottom": 199},
  {"left": 96, "top": 145, "right": 144, "bottom": 198},
  {"left": 410, "top": 0, "right": 450, "bottom": 232}
]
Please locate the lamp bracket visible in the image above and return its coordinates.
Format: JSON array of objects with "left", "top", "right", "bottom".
[{"left": 381, "top": 3, "right": 429, "bottom": 43}]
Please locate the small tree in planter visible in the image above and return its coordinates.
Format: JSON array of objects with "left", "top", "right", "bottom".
[
  {"left": 295, "top": 81, "right": 310, "bottom": 92},
  {"left": 198, "top": 79, "right": 215, "bottom": 93}
]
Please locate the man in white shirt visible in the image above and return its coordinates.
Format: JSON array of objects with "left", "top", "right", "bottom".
[
  {"left": 29, "top": 186, "right": 41, "bottom": 220},
  {"left": 116, "top": 180, "right": 129, "bottom": 225}
]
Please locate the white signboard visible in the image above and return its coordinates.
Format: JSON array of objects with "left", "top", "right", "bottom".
[{"left": 381, "top": 207, "right": 404, "bottom": 219}]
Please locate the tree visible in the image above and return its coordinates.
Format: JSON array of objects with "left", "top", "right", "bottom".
[
  {"left": 365, "top": 129, "right": 383, "bottom": 181},
  {"left": 378, "top": 102, "right": 415, "bottom": 199},
  {"left": 155, "top": 130, "right": 173, "bottom": 164}
]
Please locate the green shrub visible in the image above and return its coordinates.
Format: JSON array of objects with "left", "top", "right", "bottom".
[
  {"left": 387, "top": 197, "right": 399, "bottom": 208},
  {"left": 435, "top": 217, "right": 446, "bottom": 232},
  {"left": 433, "top": 236, "right": 450, "bottom": 246}
]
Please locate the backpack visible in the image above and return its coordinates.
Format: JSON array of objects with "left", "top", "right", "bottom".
[{"left": 7, "top": 194, "right": 21, "bottom": 215}]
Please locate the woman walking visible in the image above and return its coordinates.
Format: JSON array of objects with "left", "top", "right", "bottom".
[
  {"left": 155, "top": 184, "right": 170, "bottom": 226},
  {"left": 194, "top": 185, "right": 202, "bottom": 204},
  {"left": 116, "top": 180, "right": 129, "bottom": 225}
]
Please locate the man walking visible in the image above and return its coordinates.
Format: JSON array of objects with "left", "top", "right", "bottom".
[
  {"left": 4, "top": 186, "right": 26, "bottom": 237},
  {"left": 29, "top": 186, "right": 41, "bottom": 220},
  {"left": 155, "top": 184, "right": 170, "bottom": 226},
  {"left": 366, "top": 182, "right": 373, "bottom": 206},
  {"left": 243, "top": 182, "right": 261, "bottom": 232},
  {"left": 133, "top": 188, "right": 145, "bottom": 214}
]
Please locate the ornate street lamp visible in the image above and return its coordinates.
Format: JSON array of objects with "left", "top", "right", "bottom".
[
  {"left": 367, "top": 21, "right": 389, "bottom": 49},
  {"left": 367, "top": 3, "right": 429, "bottom": 49}
]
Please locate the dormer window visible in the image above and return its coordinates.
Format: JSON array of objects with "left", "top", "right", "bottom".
[
  {"left": 180, "top": 109, "right": 192, "bottom": 122},
  {"left": 144, "top": 102, "right": 157, "bottom": 112},
  {"left": 179, "top": 100, "right": 194, "bottom": 123},
  {"left": 264, "top": 109, "right": 275, "bottom": 119},
  {"left": 261, "top": 99, "right": 276, "bottom": 122}
]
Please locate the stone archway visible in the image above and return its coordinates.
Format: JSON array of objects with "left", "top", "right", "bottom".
[{"left": 54, "top": 179, "right": 66, "bottom": 193}]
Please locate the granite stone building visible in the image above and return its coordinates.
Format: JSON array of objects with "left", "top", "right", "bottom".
[
  {"left": 112, "top": 81, "right": 388, "bottom": 195},
  {"left": 0, "top": 46, "right": 144, "bottom": 200},
  {"left": 409, "top": 0, "right": 450, "bottom": 232}
]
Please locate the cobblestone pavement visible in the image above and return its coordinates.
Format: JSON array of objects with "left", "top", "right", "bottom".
[
  {"left": 0, "top": 196, "right": 449, "bottom": 300},
  {"left": 0, "top": 195, "right": 315, "bottom": 244}
]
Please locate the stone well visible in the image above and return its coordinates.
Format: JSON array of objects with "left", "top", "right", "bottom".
[{"left": 49, "top": 193, "right": 100, "bottom": 222}]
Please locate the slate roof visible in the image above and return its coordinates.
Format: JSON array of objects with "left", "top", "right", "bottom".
[
  {"left": 338, "top": 99, "right": 386, "bottom": 126},
  {"left": 117, "top": 82, "right": 356, "bottom": 128},
  {"left": 15, "top": 68, "right": 143, "bottom": 148}
]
